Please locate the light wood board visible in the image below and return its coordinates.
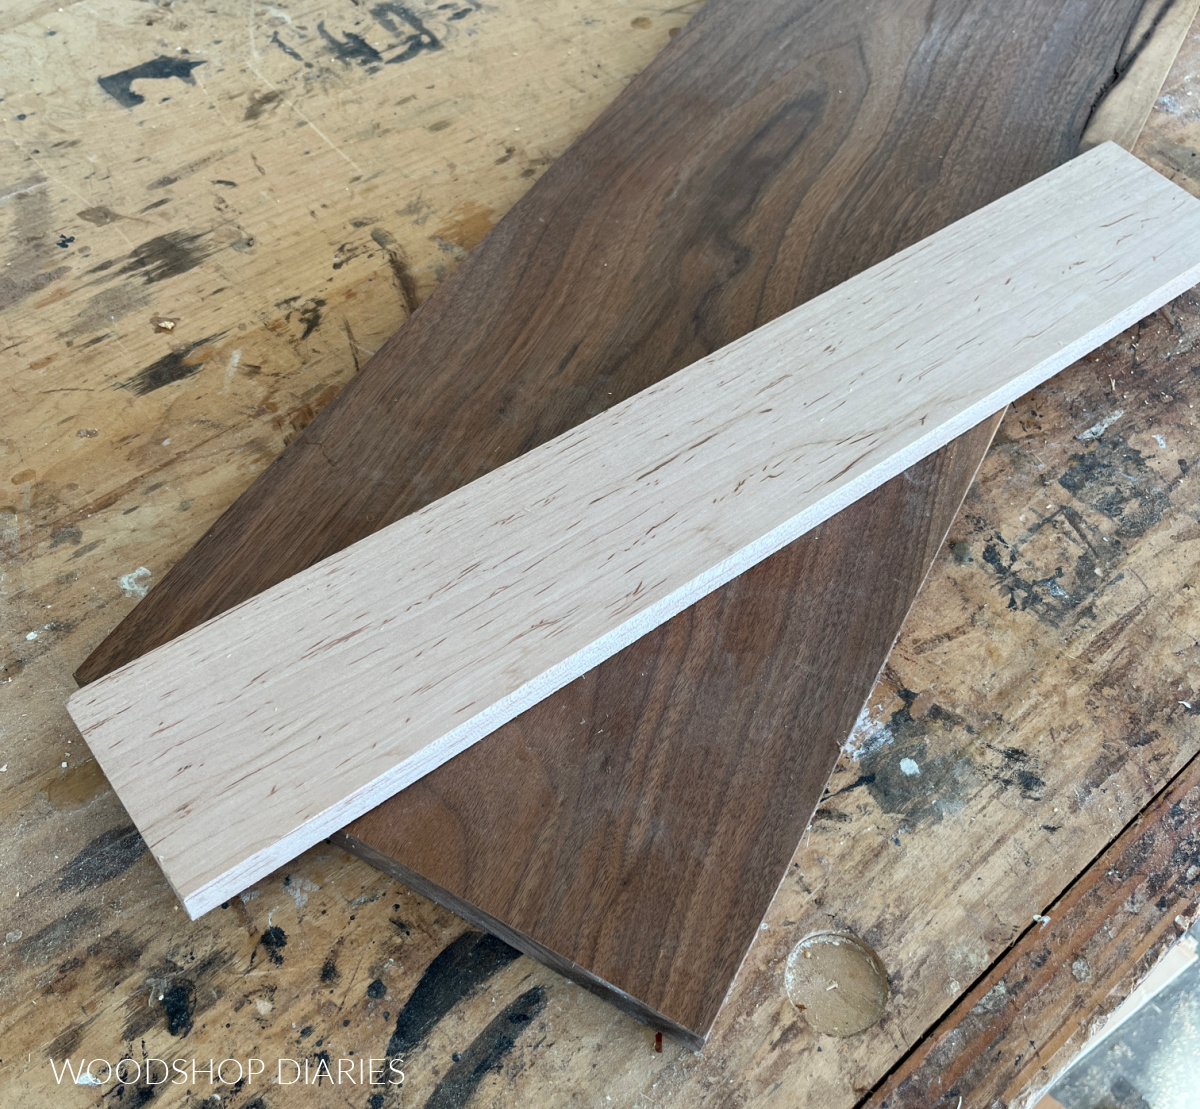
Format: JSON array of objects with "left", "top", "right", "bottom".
[{"left": 65, "top": 142, "right": 1200, "bottom": 918}]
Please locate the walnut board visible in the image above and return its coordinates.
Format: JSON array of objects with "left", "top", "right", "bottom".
[
  {"left": 66, "top": 142, "right": 1200, "bottom": 922},
  {"left": 7, "top": 1, "right": 1200, "bottom": 1106},
  {"left": 337, "top": 412, "right": 1002, "bottom": 1044}
]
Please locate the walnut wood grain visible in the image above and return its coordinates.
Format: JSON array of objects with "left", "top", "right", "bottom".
[{"left": 74, "top": 0, "right": 1150, "bottom": 1045}]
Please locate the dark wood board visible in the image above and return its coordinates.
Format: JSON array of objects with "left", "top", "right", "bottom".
[
  {"left": 74, "top": 0, "right": 1149, "bottom": 1045},
  {"left": 335, "top": 412, "right": 1003, "bottom": 1046},
  {"left": 862, "top": 748, "right": 1200, "bottom": 1109}
]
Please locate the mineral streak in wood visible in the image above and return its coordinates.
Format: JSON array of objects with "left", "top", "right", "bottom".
[{"left": 66, "top": 143, "right": 1200, "bottom": 919}]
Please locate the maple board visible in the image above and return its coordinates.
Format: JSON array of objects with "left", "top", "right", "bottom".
[{"left": 67, "top": 142, "right": 1200, "bottom": 923}]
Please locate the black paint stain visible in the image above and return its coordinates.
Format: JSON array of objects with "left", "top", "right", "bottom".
[
  {"left": 57, "top": 824, "right": 147, "bottom": 892},
  {"left": 122, "top": 952, "right": 229, "bottom": 1041},
  {"left": 371, "top": 4, "right": 443, "bottom": 64},
  {"left": 298, "top": 298, "right": 326, "bottom": 340},
  {"left": 370, "top": 227, "right": 419, "bottom": 315},
  {"left": 812, "top": 806, "right": 852, "bottom": 823},
  {"left": 386, "top": 931, "right": 520, "bottom": 1057},
  {"left": 320, "top": 953, "right": 341, "bottom": 983},
  {"left": 423, "top": 986, "right": 547, "bottom": 1109},
  {"left": 56, "top": 234, "right": 75, "bottom": 248},
  {"left": 118, "top": 332, "right": 224, "bottom": 395},
  {"left": 271, "top": 31, "right": 304, "bottom": 62},
  {"left": 1059, "top": 437, "right": 1170, "bottom": 540},
  {"left": 837, "top": 689, "right": 978, "bottom": 828},
  {"left": 50, "top": 526, "right": 82, "bottom": 547},
  {"left": 318, "top": 22, "right": 383, "bottom": 67},
  {"left": 989, "top": 745, "right": 1046, "bottom": 802},
  {"left": 97, "top": 56, "right": 206, "bottom": 108},
  {"left": 16, "top": 906, "right": 101, "bottom": 967},
  {"left": 244, "top": 89, "right": 283, "bottom": 121},
  {"left": 366, "top": 977, "right": 386, "bottom": 999},
  {"left": 96, "top": 230, "right": 215, "bottom": 285},
  {"left": 257, "top": 925, "right": 288, "bottom": 966},
  {"left": 118, "top": 1082, "right": 158, "bottom": 1107},
  {"left": 47, "top": 1023, "right": 86, "bottom": 1060},
  {"left": 978, "top": 499, "right": 1116, "bottom": 623},
  {"left": 162, "top": 979, "right": 197, "bottom": 1036},
  {"left": 76, "top": 205, "right": 123, "bottom": 226}
]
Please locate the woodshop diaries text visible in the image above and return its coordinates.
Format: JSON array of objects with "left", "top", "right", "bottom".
[{"left": 49, "top": 1055, "right": 406, "bottom": 1087}]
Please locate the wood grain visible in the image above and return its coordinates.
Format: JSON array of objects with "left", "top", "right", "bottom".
[
  {"left": 66, "top": 0, "right": 1159, "bottom": 1043},
  {"left": 66, "top": 143, "right": 1200, "bottom": 923},
  {"left": 6, "top": 1, "right": 1200, "bottom": 1103},
  {"left": 1081, "top": 0, "right": 1200, "bottom": 152},
  {"left": 862, "top": 749, "right": 1200, "bottom": 1109},
  {"left": 336, "top": 412, "right": 1004, "bottom": 1046}
]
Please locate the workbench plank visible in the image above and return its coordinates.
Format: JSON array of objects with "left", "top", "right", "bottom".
[
  {"left": 67, "top": 143, "right": 1200, "bottom": 926},
  {"left": 862, "top": 749, "right": 1200, "bottom": 1108},
  {"left": 7, "top": 2, "right": 1200, "bottom": 1106}
]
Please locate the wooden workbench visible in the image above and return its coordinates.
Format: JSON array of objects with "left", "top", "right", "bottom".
[{"left": 3, "top": 2, "right": 1200, "bottom": 1105}]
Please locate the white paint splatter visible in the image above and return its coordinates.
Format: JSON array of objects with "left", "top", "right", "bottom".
[
  {"left": 118, "top": 566, "right": 152, "bottom": 599},
  {"left": 1076, "top": 409, "right": 1123, "bottom": 441},
  {"left": 223, "top": 348, "right": 242, "bottom": 391},
  {"left": 1158, "top": 93, "right": 1183, "bottom": 115},
  {"left": 75, "top": 1073, "right": 102, "bottom": 1087},
  {"left": 25, "top": 631, "right": 36, "bottom": 641},
  {"left": 1154, "top": 434, "right": 1167, "bottom": 449},
  {"left": 285, "top": 877, "right": 320, "bottom": 909},
  {"left": 843, "top": 701, "right": 889, "bottom": 759},
  {"left": 899, "top": 757, "right": 921, "bottom": 777}
]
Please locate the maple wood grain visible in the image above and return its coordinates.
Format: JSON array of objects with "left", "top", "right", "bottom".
[{"left": 75, "top": 0, "right": 1151, "bottom": 1045}]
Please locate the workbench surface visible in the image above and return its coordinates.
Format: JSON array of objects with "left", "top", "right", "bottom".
[{"left": 3, "top": 3, "right": 1200, "bottom": 1106}]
